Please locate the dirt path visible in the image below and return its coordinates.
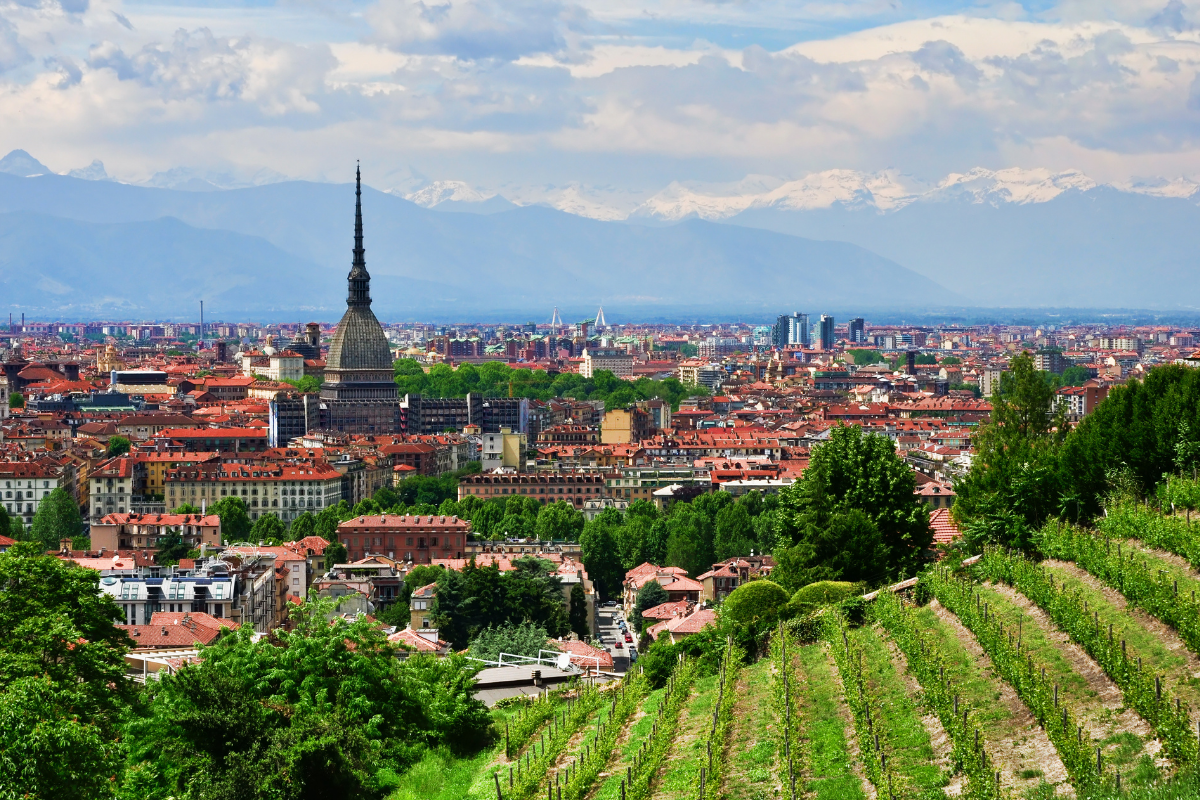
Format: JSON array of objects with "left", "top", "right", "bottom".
[
  {"left": 722, "top": 661, "right": 778, "bottom": 800},
  {"left": 987, "top": 582, "right": 1162, "bottom": 759},
  {"left": 879, "top": 634, "right": 962, "bottom": 796},
  {"left": 1125, "top": 537, "right": 1200, "bottom": 579},
  {"left": 1045, "top": 561, "right": 1200, "bottom": 721},
  {"left": 928, "top": 600, "right": 1072, "bottom": 796},
  {"left": 823, "top": 643, "right": 878, "bottom": 800}
]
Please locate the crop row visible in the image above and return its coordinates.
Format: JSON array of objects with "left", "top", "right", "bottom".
[
  {"left": 507, "top": 682, "right": 605, "bottom": 800},
  {"left": 925, "top": 567, "right": 1110, "bottom": 792},
  {"left": 772, "top": 623, "right": 803, "bottom": 800},
  {"left": 505, "top": 688, "right": 570, "bottom": 760},
  {"left": 695, "top": 637, "right": 738, "bottom": 800},
  {"left": 1098, "top": 502, "right": 1200, "bottom": 571},
  {"left": 871, "top": 591, "right": 1002, "bottom": 800},
  {"left": 977, "top": 548, "right": 1200, "bottom": 768},
  {"left": 1037, "top": 521, "right": 1200, "bottom": 659},
  {"left": 624, "top": 655, "right": 697, "bottom": 800},
  {"left": 555, "top": 671, "right": 648, "bottom": 800},
  {"left": 823, "top": 610, "right": 912, "bottom": 799}
]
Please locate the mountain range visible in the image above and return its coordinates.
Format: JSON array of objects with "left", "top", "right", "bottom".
[{"left": 2, "top": 148, "right": 1200, "bottom": 318}]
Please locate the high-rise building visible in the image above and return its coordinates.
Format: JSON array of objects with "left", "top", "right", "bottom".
[
  {"left": 773, "top": 313, "right": 808, "bottom": 348},
  {"left": 848, "top": 317, "right": 865, "bottom": 344},
  {"left": 319, "top": 167, "right": 402, "bottom": 434},
  {"left": 818, "top": 315, "right": 835, "bottom": 350}
]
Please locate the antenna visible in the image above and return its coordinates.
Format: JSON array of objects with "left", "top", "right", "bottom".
[
  {"left": 595, "top": 307, "right": 606, "bottom": 330},
  {"left": 199, "top": 300, "right": 204, "bottom": 349},
  {"left": 550, "top": 307, "right": 562, "bottom": 327}
]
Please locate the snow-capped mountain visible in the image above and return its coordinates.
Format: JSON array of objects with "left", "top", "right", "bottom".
[
  {"left": 403, "top": 180, "right": 494, "bottom": 207},
  {"left": 626, "top": 167, "right": 1159, "bottom": 222}
]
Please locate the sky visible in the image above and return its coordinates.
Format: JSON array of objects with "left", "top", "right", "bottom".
[{"left": 3, "top": 0, "right": 1200, "bottom": 204}]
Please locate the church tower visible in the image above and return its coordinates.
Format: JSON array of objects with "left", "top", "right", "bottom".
[{"left": 318, "top": 165, "right": 401, "bottom": 433}]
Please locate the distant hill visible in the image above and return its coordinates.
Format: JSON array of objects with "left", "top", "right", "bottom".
[{"left": 0, "top": 172, "right": 958, "bottom": 320}]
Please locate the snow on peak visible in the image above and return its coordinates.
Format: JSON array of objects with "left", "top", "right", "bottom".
[
  {"left": 404, "top": 180, "right": 493, "bottom": 207},
  {"left": 932, "top": 167, "right": 1097, "bottom": 204},
  {"left": 632, "top": 169, "right": 925, "bottom": 221},
  {"left": 1114, "top": 176, "right": 1200, "bottom": 200}
]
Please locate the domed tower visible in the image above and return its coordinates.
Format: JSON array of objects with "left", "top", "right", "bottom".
[{"left": 319, "top": 166, "right": 401, "bottom": 433}]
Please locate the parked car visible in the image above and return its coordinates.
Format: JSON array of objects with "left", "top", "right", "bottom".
[
  {"left": 624, "top": 632, "right": 633, "bottom": 643},
  {"left": 614, "top": 639, "right": 623, "bottom": 649}
]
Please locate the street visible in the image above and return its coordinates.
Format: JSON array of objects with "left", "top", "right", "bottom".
[{"left": 595, "top": 602, "right": 635, "bottom": 674}]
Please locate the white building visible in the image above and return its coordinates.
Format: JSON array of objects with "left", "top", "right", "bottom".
[{"left": 1, "top": 462, "right": 69, "bottom": 526}]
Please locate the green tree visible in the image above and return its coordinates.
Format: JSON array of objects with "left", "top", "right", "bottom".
[
  {"left": 1060, "top": 365, "right": 1090, "bottom": 386},
  {"left": 633, "top": 580, "right": 669, "bottom": 633},
  {"left": 771, "top": 508, "right": 889, "bottom": 593},
  {"left": 955, "top": 352, "right": 1065, "bottom": 547},
  {"left": 535, "top": 500, "right": 585, "bottom": 541},
  {"left": 288, "top": 511, "right": 317, "bottom": 539},
  {"left": 207, "top": 496, "right": 251, "bottom": 543},
  {"left": 0, "top": 543, "right": 132, "bottom": 799},
  {"left": 8, "top": 392, "right": 23, "bottom": 409},
  {"left": 568, "top": 583, "right": 589, "bottom": 638},
  {"left": 29, "top": 488, "right": 83, "bottom": 552},
  {"left": 249, "top": 513, "right": 286, "bottom": 544},
  {"left": 664, "top": 504, "right": 714, "bottom": 577},
  {"left": 721, "top": 580, "right": 789, "bottom": 627},
  {"left": 777, "top": 424, "right": 930, "bottom": 580},
  {"left": 323, "top": 540, "right": 347, "bottom": 566},
  {"left": 106, "top": 436, "right": 132, "bottom": 457},
  {"left": 713, "top": 503, "right": 754, "bottom": 561},
  {"left": 580, "top": 524, "right": 624, "bottom": 600},
  {"left": 467, "top": 621, "right": 548, "bottom": 662},
  {"left": 848, "top": 349, "right": 885, "bottom": 366},
  {"left": 0, "top": 505, "right": 9, "bottom": 539},
  {"left": 155, "top": 530, "right": 192, "bottom": 565},
  {"left": 125, "top": 600, "right": 491, "bottom": 798},
  {"left": 171, "top": 503, "right": 202, "bottom": 515}
]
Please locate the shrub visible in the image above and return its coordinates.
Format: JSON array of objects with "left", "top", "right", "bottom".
[
  {"left": 722, "top": 579, "right": 789, "bottom": 627},
  {"left": 785, "top": 580, "right": 858, "bottom": 617}
]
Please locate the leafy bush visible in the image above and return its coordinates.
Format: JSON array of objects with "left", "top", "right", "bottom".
[
  {"left": 722, "top": 579, "right": 789, "bottom": 627},
  {"left": 785, "top": 580, "right": 858, "bottom": 617}
]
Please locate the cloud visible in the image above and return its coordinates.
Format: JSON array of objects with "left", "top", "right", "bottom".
[
  {"left": 86, "top": 29, "right": 336, "bottom": 114},
  {"left": 367, "top": 0, "right": 589, "bottom": 60},
  {"left": 0, "top": 18, "right": 31, "bottom": 73}
]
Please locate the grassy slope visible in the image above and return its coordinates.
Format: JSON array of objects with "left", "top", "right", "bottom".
[
  {"left": 652, "top": 674, "right": 719, "bottom": 800},
  {"left": 590, "top": 688, "right": 667, "bottom": 800},
  {"left": 721, "top": 660, "right": 777, "bottom": 800},
  {"left": 974, "top": 582, "right": 1161, "bottom": 785},
  {"left": 796, "top": 642, "right": 867, "bottom": 800},
  {"left": 852, "top": 624, "right": 947, "bottom": 794},
  {"left": 1042, "top": 562, "right": 1200, "bottom": 723}
]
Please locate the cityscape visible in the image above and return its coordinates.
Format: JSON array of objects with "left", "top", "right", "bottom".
[{"left": 7, "top": 0, "right": 1200, "bottom": 796}]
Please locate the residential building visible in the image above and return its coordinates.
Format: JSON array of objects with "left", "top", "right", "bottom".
[
  {"left": 269, "top": 393, "right": 320, "bottom": 447},
  {"left": 165, "top": 461, "right": 343, "bottom": 523},
  {"left": 88, "top": 456, "right": 137, "bottom": 522},
  {"left": 605, "top": 465, "right": 702, "bottom": 503},
  {"left": 980, "top": 367, "right": 1004, "bottom": 398},
  {"left": 336, "top": 514, "right": 471, "bottom": 563},
  {"left": 458, "top": 472, "right": 606, "bottom": 508},
  {"left": 848, "top": 317, "right": 866, "bottom": 344},
  {"left": 115, "top": 414, "right": 200, "bottom": 442},
  {"left": 154, "top": 427, "right": 269, "bottom": 453},
  {"left": 601, "top": 406, "right": 654, "bottom": 444},
  {"left": 773, "top": 313, "right": 808, "bottom": 348},
  {"left": 1, "top": 461, "right": 69, "bottom": 526},
  {"left": 482, "top": 428, "right": 528, "bottom": 472},
  {"left": 410, "top": 581, "right": 436, "bottom": 629},
  {"left": 1034, "top": 349, "right": 1067, "bottom": 374},
  {"left": 622, "top": 562, "right": 703, "bottom": 615},
  {"left": 92, "top": 512, "right": 222, "bottom": 552},
  {"left": 580, "top": 347, "right": 634, "bottom": 378}
]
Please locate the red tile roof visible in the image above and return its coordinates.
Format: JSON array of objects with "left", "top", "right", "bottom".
[{"left": 930, "top": 508, "right": 961, "bottom": 544}]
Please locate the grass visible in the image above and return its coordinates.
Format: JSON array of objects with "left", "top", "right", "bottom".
[
  {"left": 1043, "top": 562, "right": 1200, "bottom": 715},
  {"left": 795, "top": 643, "right": 866, "bottom": 800},
  {"left": 591, "top": 688, "right": 666, "bottom": 800},
  {"left": 722, "top": 660, "right": 776, "bottom": 800},
  {"left": 973, "top": 582, "right": 1158, "bottom": 779},
  {"left": 852, "top": 624, "right": 948, "bottom": 794},
  {"left": 652, "top": 673, "right": 719, "bottom": 799},
  {"left": 387, "top": 745, "right": 499, "bottom": 800}
]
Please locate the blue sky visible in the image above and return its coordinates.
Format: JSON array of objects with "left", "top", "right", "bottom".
[{"left": 3, "top": 0, "right": 1200, "bottom": 210}]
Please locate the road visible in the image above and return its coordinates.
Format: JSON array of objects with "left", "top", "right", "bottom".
[{"left": 595, "top": 603, "right": 635, "bottom": 674}]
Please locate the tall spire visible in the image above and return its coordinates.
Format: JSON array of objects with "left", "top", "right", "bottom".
[{"left": 348, "top": 162, "right": 371, "bottom": 307}]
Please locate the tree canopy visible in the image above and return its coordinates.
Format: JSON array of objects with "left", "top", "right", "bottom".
[
  {"left": 393, "top": 360, "right": 708, "bottom": 410},
  {"left": 774, "top": 424, "right": 930, "bottom": 586},
  {"left": 29, "top": 487, "right": 83, "bottom": 552}
]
